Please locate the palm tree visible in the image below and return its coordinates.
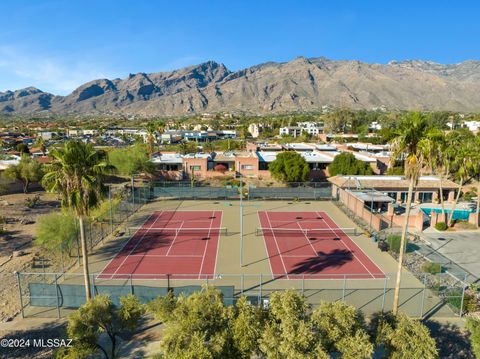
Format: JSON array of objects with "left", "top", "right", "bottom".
[
  {"left": 389, "top": 112, "right": 430, "bottom": 315},
  {"left": 475, "top": 136, "right": 480, "bottom": 228},
  {"left": 42, "top": 141, "right": 114, "bottom": 301},
  {"left": 419, "top": 129, "right": 448, "bottom": 218},
  {"left": 146, "top": 121, "right": 157, "bottom": 157},
  {"left": 203, "top": 140, "right": 216, "bottom": 154},
  {"left": 446, "top": 136, "right": 477, "bottom": 227}
]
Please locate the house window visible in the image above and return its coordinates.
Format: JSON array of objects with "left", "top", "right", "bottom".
[
  {"left": 189, "top": 165, "right": 201, "bottom": 171},
  {"left": 241, "top": 165, "right": 254, "bottom": 170}
]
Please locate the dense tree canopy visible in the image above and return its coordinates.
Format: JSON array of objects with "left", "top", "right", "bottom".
[
  {"left": 328, "top": 152, "right": 373, "bottom": 176},
  {"left": 108, "top": 143, "right": 154, "bottom": 177},
  {"left": 146, "top": 286, "right": 437, "bottom": 358},
  {"left": 269, "top": 151, "right": 309, "bottom": 183}
]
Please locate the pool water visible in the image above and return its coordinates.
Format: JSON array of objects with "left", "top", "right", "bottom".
[{"left": 421, "top": 207, "right": 475, "bottom": 221}]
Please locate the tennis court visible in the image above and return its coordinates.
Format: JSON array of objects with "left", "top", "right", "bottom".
[
  {"left": 257, "top": 211, "right": 385, "bottom": 279},
  {"left": 99, "top": 210, "right": 224, "bottom": 279}
]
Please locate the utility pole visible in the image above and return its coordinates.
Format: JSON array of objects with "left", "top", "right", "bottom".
[{"left": 239, "top": 162, "right": 244, "bottom": 267}]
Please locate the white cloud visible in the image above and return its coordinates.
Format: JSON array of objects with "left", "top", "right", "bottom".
[{"left": 0, "top": 46, "right": 116, "bottom": 95}]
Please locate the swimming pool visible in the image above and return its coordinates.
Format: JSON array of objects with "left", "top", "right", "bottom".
[{"left": 421, "top": 207, "right": 476, "bottom": 221}]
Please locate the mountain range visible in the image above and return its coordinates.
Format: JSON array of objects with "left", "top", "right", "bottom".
[{"left": 2, "top": 57, "right": 480, "bottom": 116}]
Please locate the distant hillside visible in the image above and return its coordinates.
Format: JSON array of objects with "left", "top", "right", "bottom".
[{"left": 2, "top": 57, "right": 480, "bottom": 116}]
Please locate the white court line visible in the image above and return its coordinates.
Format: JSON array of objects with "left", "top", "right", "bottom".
[
  {"left": 257, "top": 210, "right": 275, "bottom": 280},
  {"left": 265, "top": 211, "right": 290, "bottom": 279},
  {"left": 110, "top": 210, "right": 165, "bottom": 279},
  {"left": 129, "top": 254, "right": 202, "bottom": 258},
  {"left": 316, "top": 211, "right": 375, "bottom": 279},
  {"left": 319, "top": 211, "right": 385, "bottom": 278},
  {"left": 198, "top": 210, "right": 215, "bottom": 279},
  {"left": 97, "top": 212, "right": 156, "bottom": 280},
  {"left": 296, "top": 221, "right": 319, "bottom": 256},
  {"left": 165, "top": 221, "right": 184, "bottom": 256}
]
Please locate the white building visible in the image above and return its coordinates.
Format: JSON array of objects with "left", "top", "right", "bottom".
[
  {"left": 280, "top": 122, "right": 323, "bottom": 137},
  {"left": 248, "top": 123, "right": 260, "bottom": 138},
  {"left": 279, "top": 126, "right": 302, "bottom": 138},
  {"left": 463, "top": 121, "right": 480, "bottom": 133},
  {"left": 297, "top": 122, "right": 323, "bottom": 136}
]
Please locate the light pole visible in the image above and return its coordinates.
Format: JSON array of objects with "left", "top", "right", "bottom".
[{"left": 239, "top": 162, "right": 244, "bottom": 267}]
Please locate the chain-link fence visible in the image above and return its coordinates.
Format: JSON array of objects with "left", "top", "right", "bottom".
[{"left": 16, "top": 271, "right": 466, "bottom": 319}]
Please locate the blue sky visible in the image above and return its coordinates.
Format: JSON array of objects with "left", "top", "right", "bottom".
[{"left": 1, "top": 0, "right": 479, "bottom": 94}]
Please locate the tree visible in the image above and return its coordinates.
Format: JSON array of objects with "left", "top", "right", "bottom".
[
  {"left": 58, "top": 294, "right": 144, "bottom": 359},
  {"left": 35, "top": 136, "right": 47, "bottom": 155},
  {"left": 108, "top": 144, "right": 154, "bottom": 177},
  {"left": 269, "top": 151, "right": 309, "bottom": 183},
  {"left": 466, "top": 317, "right": 480, "bottom": 358},
  {"left": 151, "top": 286, "right": 232, "bottom": 358},
  {"left": 202, "top": 140, "right": 216, "bottom": 153},
  {"left": 389, "top": 112, "right": 430, "bottom": 315},
  {"left": 311, "top": 301, "right": 373, "bottom": 358},
  {"left": 328, "top": 152, "right": 374, "bottom": 176},
  {"left": 229, "top": 296, "right": 265, "bottom": 358},
  {"left": 42, "top": 141, "right": 113, "bottom": 301},
  {"left": 445, "top": 132, "right": 478, "bottom": 227},
  {"left": 419, "top": 129, "right": 448, "bottom": 217},
  {"left": 16, "top": 143, "right": 30, "bottom": 154},
  {"left": 35, "top": 211, "right": 79, "bottom": 253},
  {"left": 3, "top": 154, "right": 43, "bottom": 193},
  {"left": 145, "top": 121, "right": 158, "bottom": 157},
  {"left": 177, "top": 141, "right": 198, "bottom": 155},
  {"left": 259, "top": 290, "right": 328, "bottom": 358},
  {"left": 370, "top": 312, "right": 438, "bottom": 359}
]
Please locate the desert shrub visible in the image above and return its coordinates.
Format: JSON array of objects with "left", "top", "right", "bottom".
[
  {"left": 25, "top": 194, "right": 41, "bottom": 208},
  {"left": 435, "top": 222, "right": 447, "bottom": 231},
  {"left": 387, "top": 234, "right": 405, "bottom": 254},
  {"left": 422, "top": 262, "right": 442, "bottom": 274}
]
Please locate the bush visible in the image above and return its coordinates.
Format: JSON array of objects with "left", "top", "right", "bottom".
[
  {"left": 435, "top": 222, "right": 447, "bottom": 231},
  {"left": 422, "top": 262, "right": 442, "bottom": 274},
  {"left": 387, "top": 234, "right": 406, "bottom": 254},
  {"left": 467, "top": 317, "right": 480, "bottom": 358},
  {"left": 25, "top": 194, "right": 41, "bottom": 209}
]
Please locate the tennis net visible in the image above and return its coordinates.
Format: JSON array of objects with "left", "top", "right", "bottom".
[
  {"left": 127, "top": 227, "right": 228, "bottom": 236},
  {"left": 255, "top": 227, "right": 358, "bottom": 237}
]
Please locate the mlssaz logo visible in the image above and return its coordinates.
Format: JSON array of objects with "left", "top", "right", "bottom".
[{"left": 33, "top": 338, "right": 73, "bottom": 348}]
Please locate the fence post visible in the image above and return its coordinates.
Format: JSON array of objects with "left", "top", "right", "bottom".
[
  {"left": 109, "top": 185, "right": 113, "bottom": 233},
  {"left": 241, "top": 274, "right": 244, "bottom": 295},
  {"left": 91, "top": 273, "right": 96, "bottom": 299},
  {"left": 16, "top": 272, "right": 24, "bottom": 319},
  {"left": 259, "top": 274, "right": 262, "bottom": 302},
  {"left": 459, "top": 274, "right": 468, "bottom": 317},
  {"left": 55, "top": 274, "right": 61, "bottom": 319},
  {"left": 381, "top": 275, "right": 388, "bottom": 312},
  {"left": 130, "top": 274, "right": 134, "bottom": 295},
  {"left": 131, "top": 175, "right": 135, "bottom": 213},
  {"left": 342, "top": 275, "right": 347, "bottom": 302}
]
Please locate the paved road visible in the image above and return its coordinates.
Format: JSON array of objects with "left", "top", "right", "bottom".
[{"left": 421, "top": 230, "right": 480, "bottom": 283}]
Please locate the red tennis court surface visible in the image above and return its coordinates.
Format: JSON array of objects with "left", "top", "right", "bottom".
[
  {"left": 99, "top": 210, "right": 223, "bottom": 279},
  {"left": 258, "top": 211, "right": 384, "bottom": 279}
]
